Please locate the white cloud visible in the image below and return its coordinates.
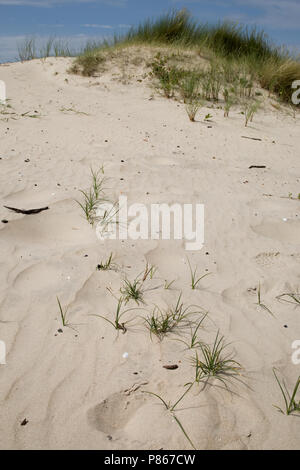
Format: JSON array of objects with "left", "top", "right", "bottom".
[
  {"left": 38, "top": 23, "right": 65, "bottom": 27},
  {"left": 82, "top": 23, "right": 113, "bottom": 28},
  {"left": 171, "top": 0, "right": 300, "bottom": 30},
  {"left": 82, "top": 23, "right": 131, "bottom": 28},
  {"left": 232, "top": 0, "right": 300, "bottom": 30},
  {"left": 0, "top": 0, "right": 126, "bottom": 6}
]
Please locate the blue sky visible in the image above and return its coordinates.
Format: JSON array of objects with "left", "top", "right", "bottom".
[{"left": 0, "top": 0, "right": 300, "bottom": 62}]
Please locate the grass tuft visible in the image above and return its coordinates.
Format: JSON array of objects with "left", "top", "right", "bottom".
[
  {"left": 92, "top": 296, "right": 139, "bottom": 334},
  {"left": 76, "top": 167, "right": 107, "bottom": 225},
  {"left": 96, "top": 252, "right": 116, "bottom": 271},
  {"left": 164, "top": 279, "right": 176, "bottom": 290},
  {"left": 256, "top": 282, "right": 274, "bottom": 316},
  {"left": 277, "top": 292, "right": 300, "bottom": 307},
  {"left": 145, "top": 293, "right": 200, "bottom": 340},
  {"left": 187, "top": 258, "right": 211, "bottom": 290},
  {"left": 192, "top": 331, "right": 242, "bottom": 387},
  {"left": 18, "top": 37, "right": 36, "bottom": 61},
  {"left": 57, "top": 297, "right": 69, "bottom": 328},
  {"left": 243, "top": 99, "right": 260, "bottom": 126},
  {"left": 142, "top": 263, "right": 157, "bottom": 281},
  {"left": 174, "top": 316, "right": 208, "bottom": 350},
  {"left": 120, "top": 277, "right": 145, "bottom": 305},
  {"left": 70, "top": 50, "right": 106, "bottom": 76},
  {"left": 273, "top": 368, "right": 300, "bottom": 415}
]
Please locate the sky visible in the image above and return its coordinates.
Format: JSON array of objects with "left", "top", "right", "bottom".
[{"left": 0, "top": 0, "right": 300, "bottom": 62}]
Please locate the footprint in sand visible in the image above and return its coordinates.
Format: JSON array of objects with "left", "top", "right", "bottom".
[
  {"left": 251, "top": 220, "right": 300, "bottom": 245},
  {"left": 254, "top": 251, "right": 280, "bottom": 267},
  {"left": 87, "top": 391, "right": 145, "bottom": 434}
]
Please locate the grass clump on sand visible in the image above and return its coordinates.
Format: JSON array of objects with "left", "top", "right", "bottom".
[
  {"left": 260, "top": 58, "right": 300, "bottom": 103},
  {"left": 143, "top": 327, "right": 242, "bottom": 448},
  {"left": 256, "top": 282, "right": 274, "bottom": 316},
  {"left": 273, "top": 369, "right": 300, "bottom": 415},
  {"left": 120, "top": 277, "right": 145, "bottom": 305},
  {"left": 148, "top": 53, "right": 185, "bottom": 98},
  {"left": 120, "top": 263, "right": 157, "bottom": 304},
  {"left": 76, "top": 167, "right": 107, "bottom": 225},
  {"left": 96, "top": 252, "right": 116, "bottom": 271},
  {"left": 67, "top": 9, "right": 299, "bottom": 105},
  {"left": 187, "top": 258, "right": 211, "bottom": 290},
  {"left": 223, "top": 88, "right": 235, "bottom": 117},
  {"left": 17, "top": 36, "right": 76, "bottom": 61},
  {"left": 56, "top": 297, "right": 75, "bottom": 333},
  {"left": 18, "top": 37, "right": 36, "bottom": 62},
  {"left": 124, "top": 9, "right": 274, "bottom": 61},
  {"left": 70, "top": 50, "right": 106, "bottom": 77},
  {"left": 175, "top": 317, "right": 208, "bottom": 350},
  {"left": 192, "top": 331, "right": 242, "bottom": 388},
  {"left": 145, "top": 293, "right": 202, "bottom": 340},
  {"left": 92, "top": 296, "right": 139, "bottom": 334},
  {"left": 181, "top": 73, "right": 203, "bottom": 121},
  {"left": 243, "top": 99, "right": 260, "bottom": 127}
]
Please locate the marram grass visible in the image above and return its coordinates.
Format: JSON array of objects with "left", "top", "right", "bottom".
[{"left": 68, "top": 9, "right": 299, "bottom": 104}]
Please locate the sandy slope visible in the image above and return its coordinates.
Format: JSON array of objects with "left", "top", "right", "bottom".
[{"left": 0, "top": 56, "right": 299, "bottom": 450}]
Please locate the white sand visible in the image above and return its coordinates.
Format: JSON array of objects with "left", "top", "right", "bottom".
[{"left": 0, "top": 54, "right": 299, "bottom": 450}]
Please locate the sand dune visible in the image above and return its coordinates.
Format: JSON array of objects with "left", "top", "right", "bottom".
[{"left": 0, "top": 55, "right": 299, "bottom": 450}]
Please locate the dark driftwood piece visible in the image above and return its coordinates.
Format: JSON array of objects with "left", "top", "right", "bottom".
[
  {"left": 163, "top": 364, "right": 178, "bottom": 370},
  {"left": 4, "top": 205, "right": 49, "bottom": 215},
  {"left": 248, "top": 165, "right": 266, "bottom": 169}
]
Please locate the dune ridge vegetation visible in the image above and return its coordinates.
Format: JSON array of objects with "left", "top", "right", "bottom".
[
  {"left": 67, "top": 9, "right": 300, "bottom": 105},
  {"left": 15, "top": 10, "right": 299, "bottom": 105}
]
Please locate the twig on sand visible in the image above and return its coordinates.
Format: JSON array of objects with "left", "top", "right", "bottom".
[
  {"left": 241, "top": 136, "right": 262, "bottom": 141},
  {"left": 4, "top": 205, "right": 49, "bottom": 215}
]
